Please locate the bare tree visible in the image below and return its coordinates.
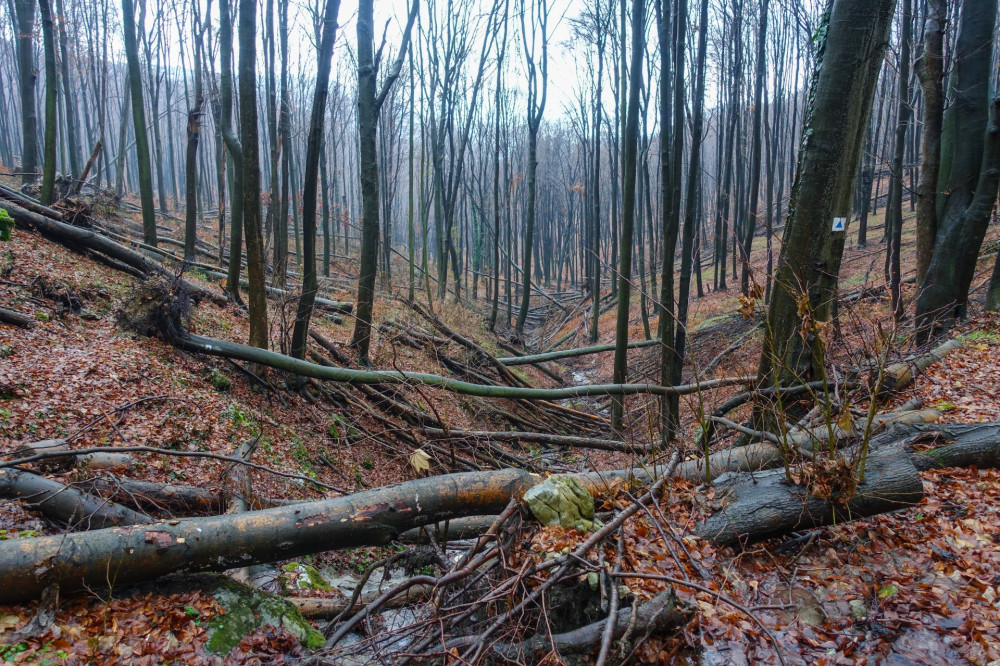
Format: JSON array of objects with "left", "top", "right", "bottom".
[
  {"left": 289, "top": 0, "right": 343, "bottom": 362},
  {"left": 238, "top": 0, "right": 268, "bottom": 349},
  {"left": 350, "top": 0, "right": 419, "bottom": 362},
  {"left": 515, "top": 0, "right": 549, "bottom": 334},
  {"left": 121, "top": 0, "right": 158, "bottom": 246},
  {"left": 610, "top": 0, "right": 645, "bottom": 432},
  {"left": 14, "top": 0, "right": 37, "bottom": 185}
]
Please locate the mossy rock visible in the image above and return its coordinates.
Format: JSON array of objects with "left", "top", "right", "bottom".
[
  {"left": 0, "top": 208, "right": 12, "bottom": 241},
  {"left": 281, "top": 561, "right": 333, "bottom": 592},
  {"left": 524, "top": 476, "right": 598, "bottom": 531},
  {"left": 207, "top": 368, "right": 232, "bottom": 393},
  {"left": 200, "top": 575, "right": 324, "bottom": 655}
]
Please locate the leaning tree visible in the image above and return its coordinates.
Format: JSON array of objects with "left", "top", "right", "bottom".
[{"left": 758, "top": 0, "right": 896, "bottom": 385}]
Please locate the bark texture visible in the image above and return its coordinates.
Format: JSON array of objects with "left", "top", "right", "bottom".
[{"left": 759, "top": 0, "right": 895, "bottom": 383}]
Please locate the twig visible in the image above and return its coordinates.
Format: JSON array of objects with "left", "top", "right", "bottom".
[
  {"left": 596, "top": 533, "right": 624, "bottom": 666},
  {"left": 63, "top": 395, "right": 181, "bottom": 443},
  {"left": 613, "top": 571, "right": 788, "bottom": 666},
  {"left": 1, "top": 445, "right": 348, "bottom": 494}
]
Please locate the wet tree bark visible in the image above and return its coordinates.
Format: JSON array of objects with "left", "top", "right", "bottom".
[
  {"left": 14, "top": 0, "right": 38, "bottom": 185},
  {"left": 915, "top": 0, "right": 1000, "bottom": 337},
  {"left": 238, "top": 0, "right": 269, "bottom": 349},
  {"left": 121, "top": 0, "right": 158, "bottom": 246},
  {"left": 37, "top": 0, "right": 58, "bottom": 205},
  {"left": 914, "top": 0, "right": 945, "bottom": 287},
  {"left": 758, "top": 0, "right": 895, "bottom": 384},
  {"left": 290, "top": 0, "right": 342, "bottom": 362}
]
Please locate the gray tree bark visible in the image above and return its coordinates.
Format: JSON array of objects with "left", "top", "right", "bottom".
[{"left": 759, "top": 0, "right": 895, "bottom": 384}]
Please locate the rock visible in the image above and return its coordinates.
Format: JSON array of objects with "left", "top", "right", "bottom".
[
  {"left": 205, "top": 576, "right": 324, "bottom": 655},
  {"left": 281, "top": 561, "right": 333, "bottom": 593},
  {"left": 523, "top": 475, "right": 598, "bottom": 531},
  {"left": 77, "top": 309, "right": 100, "bottom": 321}
]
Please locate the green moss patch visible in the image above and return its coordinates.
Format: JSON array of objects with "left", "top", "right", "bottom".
[{"left": 204, "top": 576, "right": 324, "bottom": 655}]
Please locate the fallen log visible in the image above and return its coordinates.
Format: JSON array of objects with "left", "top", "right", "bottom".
[
  {"left": 692, "top": 449, "right": 924, "bottom": 547},
  {"left": 880, "top": 338, "right": 961, "bottom": 395},
  {"left": 0, "top": 183, "right": 64, "bottom": 219},
  {"left": 0, "top": 468, "right": 543, "bottom": 603},
  {"left": 5, "top": 422, "right": 1000, "bottom": 603},
  {"left": 181, "top": 331, "right": 751, "bottom": 401},
  {"left": 195, "top": 266, "right": 353, "bottom": 314},
  {"left": 0, "top": 306, "right": 34, "bottom": 328},
  {"left": 0, "top": 467, "right": 150, "bottom": 529},
  {"left": 5, "top": 200, "right": 227, "bottom": 306},
  {"left": 12, "top": 439, "right": 131, "bottom": 471},
  {"left": 494, "top": 341, "right": 564, "bottom": 384},
  {"left": 447, "top": 588, "right": 687, "bottom": 660},
  {"left": 497, "top": 337, "right": 662, "bottom": 365},
  {"left": 70, "top": 140, "right": 102, "bottom": 196},
  {"left": 898, "top": 422, "right": 1000, "bottom": 470},
  {"left": 419, "top": 427, "right": 653, "bottom": 454},
  {"left": 398, "top": 515, "right": 500, "bottom": 543},
  {"left": 76, "top": 476, "right": 224, "bottom": 514},
  {"left": 408, "top": 301, "right": 529, "bottom": 388},
  {"left": 289, "top": 584, "right": 433, "bottom": 618}
]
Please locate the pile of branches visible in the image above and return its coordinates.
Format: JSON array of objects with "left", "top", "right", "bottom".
[{"left": 312, "top": 477, "right": 696, "bottom": 665}]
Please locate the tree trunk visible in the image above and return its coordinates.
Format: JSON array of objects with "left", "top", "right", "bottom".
[
  {"left": 885, "top": 0, "right": 912, "bottom": 322},
  {"left": 739, "top": 0, "right": 769, "bottom": 295},
  {"left": 673, "top": 0, "right": 710, "bottom": 400},
  {"left": 914, "top": 0, "right": 945, "bottom": 286},
  {"left": 274, "top": 0, "right": 290, "bottom": 289},
  {"left": 915, "top": 0, "right": 999, "bottom": 336},
  {"left": 121, "top": 0, "right": 158, "bottom": 246},
  {"left": 350, "top": 0, "right": 417, "bottom": 361},
  {"left": 183, "top": 3, "right": 205, "bottom": 261},
  {"left": 238, "top": 0, "right": 268, "bottom": 349},
  {"left": 38, "top": 0, "right": 58, "bottom": 205},
  {"left": 515, "top": 0, "right": 548, "bottom": 334},
  {"left": 290, "top": 0, "right": 342, "bottom": 362},
  {"left": 759, "top": 0, "right": 895, "bottom": 384},
  {"left": 14, "top": 0, "right": 38, "bottom": 185},
  {"left": 350, "top": 0, "right": 380, "bottom": 362},
  {"left": 218, "top": 0, "right": 244, "bottom": 304},
  {"left": 657, "top": 0, "right": 686, "bottom": 440},
  {"left": 610, "top": 0, "right": 644, "bottom": 431},
  {"left": 54, "top": 0, "right": 80, "bottom": 185}
]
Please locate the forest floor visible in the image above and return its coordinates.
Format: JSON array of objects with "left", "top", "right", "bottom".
[{"left": 1, "top": 179, "right": 1000, "bottom": 664}]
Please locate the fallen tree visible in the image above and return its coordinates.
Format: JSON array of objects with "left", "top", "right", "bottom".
[
  {"left": 4, "top": 200, "right": 225, "bottom": 306},
  {"left": 444, "top": 588, "right": 687, "bottom": 660},
  {"left": 419, "top": 427, "right": 653, "bottom": 454},
  {"left": 76, "top": 475, "right": 225, "bottom": 515},
  {"left": 0, "top": 467, "right": 150, "bottom": 529},
  {"left": 3, "top": 421, "right": 1000, "bottom": 603},
  {"left": 0, "top": 468, "right": 542, "bottom": 603},
  {"left": 496, "top": 338, "right": 662, "bottom": 366},
  {"left": 181, "top": 331, "right": 751, "bottom": 400},
  {"left": 0, "top": 305, "right": 34, "bottom": 328},
  {"left": 693, "top": 449, "right": 923, "bottom": 547}
]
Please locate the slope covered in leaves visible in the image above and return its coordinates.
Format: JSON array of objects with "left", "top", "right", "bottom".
[{"left": 3, "top": 188, "right": 1000, "bottom": 663}]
